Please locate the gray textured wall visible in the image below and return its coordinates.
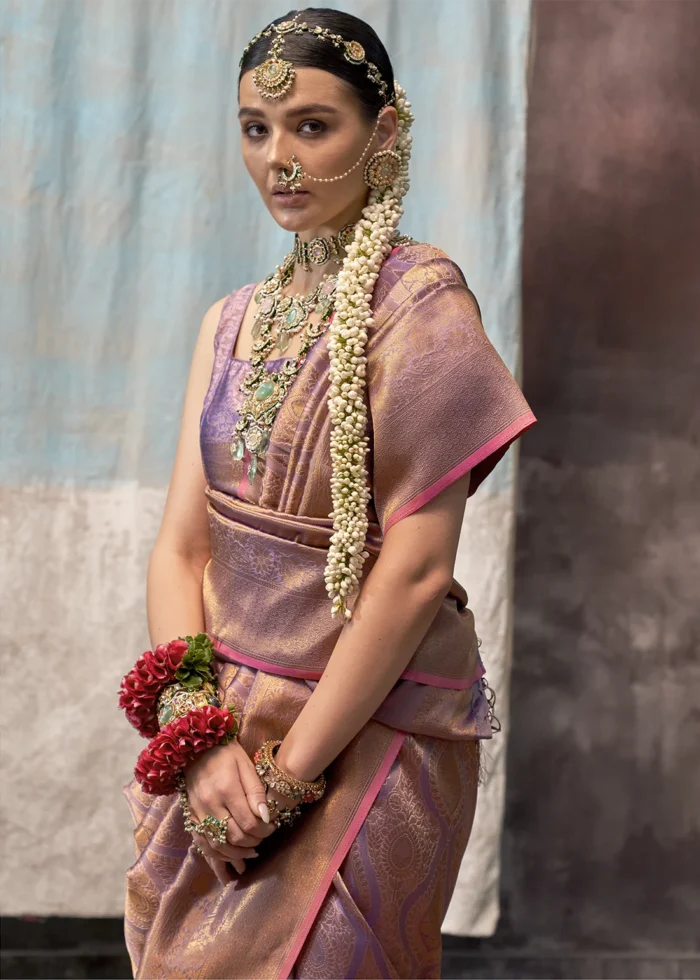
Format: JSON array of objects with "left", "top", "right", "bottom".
[{"left": 506, "top": 0, "right": 700, "bottom": 967}]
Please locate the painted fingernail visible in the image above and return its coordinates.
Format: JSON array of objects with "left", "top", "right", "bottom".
[{"left": 258, "top": 802, "right": 270, "bottom": 824}]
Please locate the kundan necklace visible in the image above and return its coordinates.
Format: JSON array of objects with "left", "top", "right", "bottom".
[
  {"left": 230, "top": 250, "right": 340, "bottom": 482},
  {"left": 293, "top": 222, "right": 357, "bottom": 271},
  {"left": 231, "top": 225, "right": 414, "bottom": 484}
]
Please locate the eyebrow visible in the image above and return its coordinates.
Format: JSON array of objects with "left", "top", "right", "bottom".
[{"left": 238, "top": 103, "right": 340, "bottom": 119}]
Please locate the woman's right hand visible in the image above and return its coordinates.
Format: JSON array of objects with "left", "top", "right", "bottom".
[{"left": 184, "top": 737, "right": 278, "bottom": 885}]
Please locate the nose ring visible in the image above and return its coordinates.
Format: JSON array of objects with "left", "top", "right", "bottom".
[{"left": 277, "top": 156, "right": 305, "bottom": 192}]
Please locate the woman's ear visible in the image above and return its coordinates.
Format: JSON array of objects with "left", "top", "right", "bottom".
[{"left": 376, "top": 106, "right": 399, "bottom": 152}]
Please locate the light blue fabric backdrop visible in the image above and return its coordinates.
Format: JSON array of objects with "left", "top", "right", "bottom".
[{"left": 0, "top": 0, "right": 531, "bottom": 931}]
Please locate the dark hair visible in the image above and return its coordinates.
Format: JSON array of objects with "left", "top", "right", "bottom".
[{"left": 238, "top": 8, "right": 395, "bottom": 121}]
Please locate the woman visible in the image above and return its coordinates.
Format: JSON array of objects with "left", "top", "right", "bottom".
[{"left": 122, "top": 8, "right": 537, "bottom": 979}]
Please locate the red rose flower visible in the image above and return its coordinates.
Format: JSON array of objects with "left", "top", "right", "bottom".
[
  {"left": 144, "top": 640, "right": 187, "bottom": 681},
  {"left": 133, "top": 705, "right": 238, "bottom": 796},
  {"left": 118, "top": 638, "right": 192, "bottom": 736}
]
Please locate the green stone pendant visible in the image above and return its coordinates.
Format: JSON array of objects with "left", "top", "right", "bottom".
[
  {"left": 247, "top": 454, "right": 258, "bottom": 480},
  {"left": 158, "top": 703, "right": 173, "bottom": 726},
  {"left": 255, "top": 379, "right": 276, "bottom": 401},
  {"left": 231, "top": 436, "right": 245, "bottom": 460},
  {"left": 286, "top": 303, "right": 303, "bottom": 327},
  {"left": 278, "top": 329, "right": 290, "bottom": 352}
]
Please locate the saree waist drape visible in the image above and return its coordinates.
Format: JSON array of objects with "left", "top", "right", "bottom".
[{"left": 204, "top": 484, "right": 491, "bottom": 736}]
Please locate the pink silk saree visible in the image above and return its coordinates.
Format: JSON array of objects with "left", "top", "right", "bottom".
[{"left": 122, "top": 243, "right": 537, "bottom": 978}]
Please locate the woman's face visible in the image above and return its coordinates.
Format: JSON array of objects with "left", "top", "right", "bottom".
[{"left": 238, "top": 66, "right": 396, "bottom": 234}]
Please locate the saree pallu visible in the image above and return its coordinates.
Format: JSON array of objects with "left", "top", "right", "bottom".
[{"left": 122, "top": 243, "right": 537, "bottom": 978}]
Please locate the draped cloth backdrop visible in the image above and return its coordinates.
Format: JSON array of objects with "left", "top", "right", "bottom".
[{"left": 0, "top": 0, "right": 531, "bottom": 936}]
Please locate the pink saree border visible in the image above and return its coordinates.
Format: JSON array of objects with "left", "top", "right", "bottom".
[
  {"left": 278, "top": 729, "right": 407, "bottom": 979},
  {"left": 384, "top": 410, "right": 538, "bottom": 533},
  {"left": 212, "top": 637, "right": 485, "bottom": 690}
]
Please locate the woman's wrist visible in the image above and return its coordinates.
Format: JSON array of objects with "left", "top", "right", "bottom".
[
  {"left": 273, "top": 736, "right": 323, "bottom": 784},
  {"left": 253, "top": 737, "right": 327, "bottom": 822}
]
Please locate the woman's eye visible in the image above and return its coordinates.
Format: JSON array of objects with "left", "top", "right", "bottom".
[
  {"left": 242, "top": 120, "right": 326, "bottom": 139},
  {"left": 299, "top": 119, "right": 326, "bottom": 135}
]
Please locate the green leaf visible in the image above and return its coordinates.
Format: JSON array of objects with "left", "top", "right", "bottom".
[
  {"left": 173, "top": 633, "right": 216, "bottom": 691},
  {"left": 180, "top": 633, "right": 214, "bottom": 663}
]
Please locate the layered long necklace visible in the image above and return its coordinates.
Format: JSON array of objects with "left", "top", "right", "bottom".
[
  {"left": 230, "top": 248, "right": 340, "bottom": 482},
  {"left": 231, "top": 224, "right": 412, "bottom": 483}
]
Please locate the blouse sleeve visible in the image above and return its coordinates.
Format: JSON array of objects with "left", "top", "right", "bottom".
[{"left": 366, "top": 250, "right": 537, "bottom": 535}]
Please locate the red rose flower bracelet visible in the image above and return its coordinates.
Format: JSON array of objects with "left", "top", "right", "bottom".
[{"left": 118, "top": 632, "right": 238, "bottom": 796}]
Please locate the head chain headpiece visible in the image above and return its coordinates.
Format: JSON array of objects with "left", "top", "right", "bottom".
[{"left": 239, "top": 15, "right": 394, "bottom": 107}]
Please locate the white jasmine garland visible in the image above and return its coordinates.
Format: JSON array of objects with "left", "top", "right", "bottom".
[{"left": 324, "top": 82, "right": 415, "bottom": 620}]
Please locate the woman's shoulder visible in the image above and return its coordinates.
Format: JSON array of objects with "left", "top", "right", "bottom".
[
  {"left": 385, "top": 237, "right": 470, "bottom": 289},
  {"left": 197, "top": 293, "right": 230, "bottom": 346},
  {"left": 193, "top": 288, "right": 247, "bottom": 376},
  {"left": 375, "top": 237, "right": 475, "bottom": 322},
  {"left": 206, "top": 282, "right": 257, "bottom": 345}
]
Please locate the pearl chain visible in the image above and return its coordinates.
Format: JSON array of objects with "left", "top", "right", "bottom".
[
  {"left": 306, "top": 117, "right": 380, "bottom": 184},
  {"left": 324, "top": 82, "right": 414, "bottom": 620}
]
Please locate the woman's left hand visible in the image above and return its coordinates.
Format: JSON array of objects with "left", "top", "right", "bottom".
[
  {"left": 185, "top": 738, "right": 277, "bottom": 884},
  {"left": 191, "top": 782, "right": 302, "bottom": 883}
]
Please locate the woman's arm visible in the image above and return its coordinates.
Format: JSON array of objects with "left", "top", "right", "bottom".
[
  {"left": 274, "top": 469, "right": 472, "bottom": 783},
  {"left": 144, "top": 295, "right": 277, "bottom": 884},
  {"left": 146, "top": 296, "right": 227, "bottom": 646}
]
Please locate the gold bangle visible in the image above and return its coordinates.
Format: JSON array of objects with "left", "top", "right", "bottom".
[{"left": 253, "top": 739, "right": 326, "bottom": 805}]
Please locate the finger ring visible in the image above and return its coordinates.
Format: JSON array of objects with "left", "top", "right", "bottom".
[{"left": 199, "top": 814, "right": 229, "bottom": 846}]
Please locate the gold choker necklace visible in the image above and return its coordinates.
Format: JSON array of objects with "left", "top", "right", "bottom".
[{"left": 293, "top": 222, "right": 357, "bottom": 271}]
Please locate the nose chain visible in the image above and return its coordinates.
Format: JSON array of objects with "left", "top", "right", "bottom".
[{"left": 277, "top": 117, "right": 381, "bottom": 193}]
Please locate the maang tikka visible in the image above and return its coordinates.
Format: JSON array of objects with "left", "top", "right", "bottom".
[{"left": 241, "top": 15, "right": 402, "bottom": 192}]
